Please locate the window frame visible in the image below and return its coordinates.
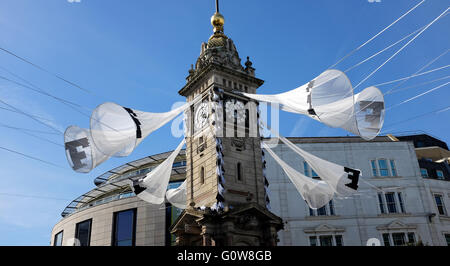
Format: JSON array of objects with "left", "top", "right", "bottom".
[
  {"left": 436, "top": 170, "right": 444, "bottom": 180},
  {"left": 112, "top": 208, "right": 137, "bottom": 247},
  {"left": 378, "top": 159, "right": 389, "bottom": 177},
  {"left": 420, "top": 168, "right": 429, "bottom": 178},
  {"left": 53, "top": 230, "right": 64, "bottom": 246},
  {"left": 434, "top": 194, "right": 447, "bottom": 216},
  {"left": 385, "top": 192, "right": 397, "bottom": 214},
  {"left": 371, "top": 159, "right": 398, "bottom": 177},
  {"left": 75, "top": 219, "right": 92, "bottom": 247}
]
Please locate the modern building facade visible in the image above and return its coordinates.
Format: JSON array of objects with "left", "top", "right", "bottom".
[{"left": 51, "top": 134, "right": 450, "bottom": 246}]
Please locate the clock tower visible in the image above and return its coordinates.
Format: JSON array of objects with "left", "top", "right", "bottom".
[{"left": 170, "top": 1, "right": 283, "bottom": 246}]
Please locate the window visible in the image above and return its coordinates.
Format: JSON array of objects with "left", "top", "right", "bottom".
[
  {"left": 237, "top": 163, "right": 242, "bottom": 181},
  {"left": 397, "top": 192, "right": 405, "bottom": 213},
  {"left": 385, "top": 193, "right": 397, "bottom": 213},
  {"left": 420, "top": 168, "right": 428, "bottom": 178},
  {"left": 407, "top": 233, "right": 416, "bottom": 244},
  {"left": 310, "top": 235, "right": 343, "bottom": 246},
  {"left": 371, "top": 160, "right": 378, "bottom": 176},
  {"left": 319, "top": 235, "right": 333, "bottom": 246},
  {"left": 382, "top": 234, "right": 391, "bottom": 246},
  {"left": 434, "top": 194, "right": 446, "bottom": 215},
  {"left": 329, "top": 200, "right": 335, "bottom": 216},
  {"left": 303, "top": 161, "right": 310, "bottom": 177},
  {"left": 392, "top": 233, "right": 406, "bottom": 246},
  {"left": 335, "top": 235, "right": 343, "bottom": 246},
  {"left": 309, "top": 236, "right": 317, "bottom": 246},
  {"left": 304, "top": 161, "right": 319, "bottom": 179},
  {"left": 378, "top": 160, "right": 389, "bottom": 176},
  {"left": 378, "top": 193, "right": 386, "bottom": 214},
  {"left": 378, "top": 192, "right": 405, "bottom": 214},
  {"left": 75, "top": 219, "right": 92, "bottom": 246},
  {"left": 390, "top": 160, "right": 397, "bottom": 176},
  {"left": 372, "top": 159, "right": 397, "bottom": 177},
  {"left": 53, "top": 231, "right": 63, "bottom": 246},
  {"left": 112, "top": 209, "right": 137, "bottom": 246},
  {"left": 436, "top": 170, "right": 444, "bottom": 180},
  {"left": 309, "top": 207, "right": 314, "bottom": 217},
  {"left": 317, "top": 206, "right": 327, "bottom": 216},
  {"left": 200, "top": 167, "right": 205, "bottom": 184},
  {"left": 309, "top": 201, "right": 336, "bottom": 216},
  {"left": 445, "top": 234, "right": 450, "bottom": 246}
]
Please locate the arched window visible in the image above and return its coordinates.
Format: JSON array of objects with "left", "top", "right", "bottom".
[
  {"left": 237, "top": 163, "right": 242, "bottom": 181},
  {"left": 200, "top": 166, "right": 205, "bottom": 184}
]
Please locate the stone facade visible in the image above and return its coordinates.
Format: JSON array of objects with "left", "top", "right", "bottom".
[{"left": 266, "top": 136, "right": 450, "bottom": 246}]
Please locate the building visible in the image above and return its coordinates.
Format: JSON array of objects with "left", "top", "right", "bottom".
[
  {"left": 51, "top": 134, "right": 450, "bottom": 246},
  {"left": 267, "top": 134, "right": 450, "bottom": 246}
]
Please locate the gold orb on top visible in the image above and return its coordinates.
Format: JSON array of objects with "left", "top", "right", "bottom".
[{"left": 211, "top": 12, "right": 225, "bottom": 32}]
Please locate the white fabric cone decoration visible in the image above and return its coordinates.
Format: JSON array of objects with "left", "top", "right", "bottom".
[
  {"left": 243, "top": 70, "right": 385, "bottom": 140},
  {"left": 90, "top": 102, "right": 188, "bottom": 157},
  {"left": 262, "top": 142, "right": 334, "bottom": 209},
  {"left": 129, "top": 138, "right": 186, "bottom": 205},
  {"left": 165, "top": 180, "right": 187, "bottom": 209},
  {"left": 277, "top": 136, "right": 361, "bottom": 196},
  {"left": 64, "top": 126, "right": 109, "bottom": 173}
]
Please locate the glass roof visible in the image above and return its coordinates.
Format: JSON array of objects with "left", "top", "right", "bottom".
[{"left": 62, "top": 150, "right": 187, "bottom": 218}]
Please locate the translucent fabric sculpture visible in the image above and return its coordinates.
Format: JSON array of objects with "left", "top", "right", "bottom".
[
  {"left": 166, "top": 180, "right": 187, "bottom": 209},
  {"left": 262, "top": 142, "right": 334, "bottom": 209},
  {"left": 278, "top": 136, "right": 361, "bottom": 196},
  {"left": 130, "top": 138, "right": 186, "bottom": 204},
  {"left": 90, "top": 102, "right": 188, "bottom": 157},
  {"left": 64, "top": 126, "right": 109, "bottom": 173},
  {"left": 242, "top": 69, "right": 385, "bottom": 140}
]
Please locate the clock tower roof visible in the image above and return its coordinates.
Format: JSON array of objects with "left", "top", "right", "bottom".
[{"left": 179, "top": 1, "right": 263, "bottom": 97}]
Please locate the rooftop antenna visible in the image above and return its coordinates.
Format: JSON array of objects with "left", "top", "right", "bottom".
[{"left": 216, "top": 0, "right": 219, "bottom": 13}]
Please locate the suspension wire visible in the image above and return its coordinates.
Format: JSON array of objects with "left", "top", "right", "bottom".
[
  {"left": 353, "top": 7, "right": 450, "bottom": 90},
  {"left": 386, "top": 81, "right": 450, "bottom": 111},
  {"left": 0, "top": 105, "right": 55, "bottom": 122},
  {"left": 0, "top": 47, "right": 95, "bottom": 95},
  {"left": 386, "top": 75, "right": 450, "bottom": 95},
  {"left": 381, "top": 105, "right": 450, "bottom": 132},
  {"left": 0, "top": 122, "right": 59, "bottom": 135},
  {"left": 0, "top": 122, "right": 64, "bottom": 147},
  {"left": 0, "top": 74, "right": 87, "bottom": 110},
  {"left": 0, "top": 145, "right": 66, "bottom": 169},
  {"left": 384, "top": 49, "right": 449, "bottom": 95},
  {"left": 328, "top": 0, "right": 426, "bottom": 69},
  {"left": 344, "top": 25, "right": 425, "bottom": 73},
  {"left": 0, "top": 98, "right": 63, "bottom": 134},
  {"left": 373, "top": 64, "right": 450, "bottom": 87}
]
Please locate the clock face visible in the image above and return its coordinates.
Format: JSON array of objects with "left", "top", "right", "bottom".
[
  {"left": 194, "top": 102, "right": 209, "bottom": 131},
  {"left": 225, "top": 99, "right": 246, "bottom": 124}
]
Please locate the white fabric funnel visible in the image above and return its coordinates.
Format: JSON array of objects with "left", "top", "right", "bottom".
[
  {"left": 130, "top": 138, "right": 186, "bottom": 205},
  {"left": 90, "top": 102, "right": 188, "bottom": 157},
  {"left": 166, "top": 180, "right": 187, "bottom": 209},
  {"left": 262, "top": 142, "right": 334, "bottom": 209},
  {"left": 64, "top": 126, "right": 109, "bottom": 173},
  {"left": 277, "top": 136, "right": 361, "bottom": 196},
  {"left": 243, "top": 70, "right": 385, "bottom": 140}
]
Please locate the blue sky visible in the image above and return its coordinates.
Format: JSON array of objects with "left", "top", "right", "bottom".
[{"left": 0, "top": 0, "right": 448, "bottom": 245}]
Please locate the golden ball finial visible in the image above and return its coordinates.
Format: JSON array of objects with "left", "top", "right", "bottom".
[{"left": 211, "top": 12, "right": 225, "bottom": 32}]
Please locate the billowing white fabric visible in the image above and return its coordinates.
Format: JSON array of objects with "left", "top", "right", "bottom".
[
  {"left": 90, "top": 102, "right": 188, "bottom": 157},
  {"left": 64, "top": 126, "right": 109, "bottom": 173},
  {"left": 277, "top": 136, "right": 360, "bottom": 196},
  {"left": 130, "top": 138, "right": 186, "bottom": 204},
  {"left": 353, "top": 86, "right": 385, "bottom": 140},
  {"left": 243, "top": 70, "right": 385, "bottom": 140},
  {"left": 262, "top": 142, "right": 334, "bottom": 209},
  {"left": 165, "top": 180, "right": 187, "bottom": 209}
]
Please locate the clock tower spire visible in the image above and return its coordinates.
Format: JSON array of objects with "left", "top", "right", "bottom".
[{"left": 171, "top": 1, "right": 283, "bottom": 246}]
